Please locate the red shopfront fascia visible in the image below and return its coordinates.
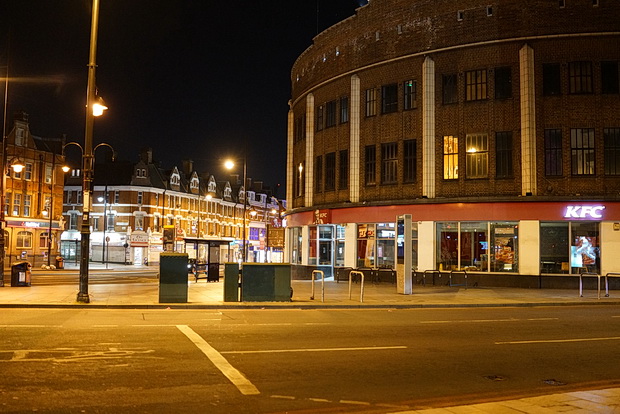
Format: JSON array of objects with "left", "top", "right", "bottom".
[{"left": 286, "top": 201, "right": 620, "bottom": 226}]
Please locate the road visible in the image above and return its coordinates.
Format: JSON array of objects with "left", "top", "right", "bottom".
[{"left": 1, "top": 306, "right": 619, "bottom": 413}]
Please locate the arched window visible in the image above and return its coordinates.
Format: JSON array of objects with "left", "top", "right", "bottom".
[{"left": 17, "top": 231, "right": 33, "bottom": 249}]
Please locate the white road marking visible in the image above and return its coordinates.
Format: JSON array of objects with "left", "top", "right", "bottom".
[
  {"left": 340, "top": 400, "right": 371, "bottom": 405},
  {"left": 0, "top": 325, "right": 62, "bottom": 328},
  {"left": 271, "top": 395, "right": 296, "bottom": 400},
  {"left": 176, "top": 325, "right": 260, "bottom": 396},
  {"left": 221, "top": 345, "right": 406, "bottom": 354},
  {"left": 421, "top": 318, "right": 558, "bottom": 324},
  {"left": 496, "top": 336, "right": 620, "bottom": 345},
  {"left": 308, "top": 397, "right": 331, "bottom": 403}
]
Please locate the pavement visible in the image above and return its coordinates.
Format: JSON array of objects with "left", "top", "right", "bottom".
[{"left": 1, "top": 263, "right": 619, "bottom": 413}]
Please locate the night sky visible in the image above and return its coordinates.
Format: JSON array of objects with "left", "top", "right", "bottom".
[{"left": 2, "top": 1, "right": 367, "bottom": 196}]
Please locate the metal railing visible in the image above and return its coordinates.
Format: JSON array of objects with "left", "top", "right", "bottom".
[
  {"left": 449, "top": 270, "right": 468, "bottom": 289},
  {"left": 422, "top": 270, "right": 441, "bottom": 286},
  {"left": 579, "top": 272, "right": 603, "bottom": 299},
  {"left": 348, "top": 270, "right": 365, "bottom": 302},
  {"left": 310, "top": 270, "right": 325, "bottom": 302},
  {"left": 603, "top": 273, "right": 620, "bottom": 298}
]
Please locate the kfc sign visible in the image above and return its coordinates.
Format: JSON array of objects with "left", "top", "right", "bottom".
[{"left": 564, "top": 205, "right": 605, "bottom": 219}]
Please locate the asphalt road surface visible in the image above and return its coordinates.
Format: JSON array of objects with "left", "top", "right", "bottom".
[{"left": 1, "top": 306, "right": 619, "bottom": 413}]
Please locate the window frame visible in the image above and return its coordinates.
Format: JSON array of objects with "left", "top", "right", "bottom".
[
  {"left": 325, "top": 152, "right": 336, "bottom": 191},
  {"left": 494, "top": 67, "right": 512, "bottom": 99},
  {"left": 403, "top": 80, "right": 417, "bottom": 110},
  {"left": 339, "top": 150, "right": 349, "bottom": 190},
  {"left": 570, "top": 128, "right": 595, "bottom": 175},
  {"left": 568, "top": 61, "right": 593, "bottom": 94},
  {"left": 543, "top": 63, "right": 562, "bottom": 96},
  {"left": 465, "top": 69, "right": 488, "bottom": 101},
  {"left": 365, "top": 88, "right": 377, "bottom": 117},
  {"left": 495, "top": 131, "right": 513, "bottom": 178},
  {"left": 443, "top": 136, "right": 459, "bottom": 180},
  {"left": 465, "top": 134, "right": 489, "bottom": 179},
  {"left": 381, "top": 83, "right": 398, "bottom": 114},
  {"left": 604, "top": 128, "right": 620, "bottom": 176},
  {"left": 381, "top": 142, "right": 398, "bottom": 184},
  {"left": 403, "top": 139, "right": 417, "bottom": 183},
  {"left": 365, "top": 145, "right": 377, "bottom": 185},
  {"left": 442, "top": 74, "right": 458, "bottom": 104}
]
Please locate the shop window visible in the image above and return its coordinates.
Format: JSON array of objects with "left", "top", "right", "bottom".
[
  {"left": 308, "top": 226, "right": 317, "bottom": 265},
  {"left": 543, "top": 63, "right": 561, "bottom": 96},
  {"left": 601, "top": 61, "right": 619, "bottom": 94},
  {"left": 365, "top": 88, "right": 377, "bottom": 117},
  {"left": 494, "top": 67, "right": 512, "bottom": 99},
  {"left": 466, "top": 134, "right": 488, "bottom": 178},
  {"left": 340, "top": 95, "right": 349, "bottom": 124},
  {"left": 495, "top": 132, "right": 513, "bottom": 178},
  {"left": 290, "top": 227, "right": 302, "bottom": 264},
  {"left": 403, "top": 139, "right": 417, "bottom": 183},
  {"left": 568, "top": 61, "right": 593, "bottom": 94},
  {"left": 437, "top": 222, "right": 458, "bottom": 271},
  {"left": 381, "top": 83, "right": 398, "bottom": 114},
  {"left": 540, "top": 222, "right": 600, "bottom": 275},
  {"left": 376, "top": 223, "right": 395, "bottom": 268},
  {"left": 325, "top": 152, "right": 336, "bottom": 191},
  {"left": 17, "top": 231, "right": 33, "bottom": 249},
  {"left": 365, "top": 145, "right": 376, "bottom": 185},
  {"left": 604, "top": 128, "right": 620, "bottom": 175},
  {"left": 403, "top": 80, "right": 417, "bottom": 110},
  {"left": 442, "top": 74, "right": 458, "bottom": 104},
  {"left": 315, "top": 156, "right": 323, "bottom": 193},
  {"left": 443, "top": 136, "right": 459, "bottom": 179},
  {"left": 490, "top": 223, "right": 518, "bottom": 272},
  {"left": 338, "top": 150, "right": 348, "bottom": 190},
  {"left": 325, "top": 100, "right": 337, "bottom": 128},
  {"left": 357, "top": 224, "right": 376, "bottom": 267},
  {"left": 381, "top": 142, "right": 398, "bottom": 184},
  {"left": 545, "top": 129, "right": 563, "bottom": 176},
  {"left": 570, "top": 128, "right": 595, "bottom": 175},
  {"left": 465, "top": 69, "right": 487, "bottom": 101},
  {"left": 335, "top": 225, "right": 346, "bottom": 267}
]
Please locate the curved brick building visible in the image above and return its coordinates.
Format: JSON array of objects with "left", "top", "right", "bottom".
[{"left": 285, "top": 0, "right": 620, "bottom": 289}]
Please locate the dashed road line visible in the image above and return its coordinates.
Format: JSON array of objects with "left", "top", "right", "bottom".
[
  {"left": 176, "top": 325, "right": 260, "bottom": 396},
  {"left": 340, "top": 399, "right": 371, "bottom": 405},
  {"left": 496, "top": 336, "right": 620, "bottom": 345},
  {"left": 271, "top": 395, "right": 296, "bottom": 400}
]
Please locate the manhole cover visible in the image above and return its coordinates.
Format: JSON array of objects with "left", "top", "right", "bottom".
[
  {"left": 483, "top": 375, "right": 507, "bottom": 381},
  {"left": 543, "top": 379, "right": 566, "bottom": 386}
]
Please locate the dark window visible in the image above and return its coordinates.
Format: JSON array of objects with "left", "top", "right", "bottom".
[
  {"left": 340, "top": 96, "right": 349, "bottom": 123},
  {"left": 294, "top": 116, "right": 305, "bottom": 142},
  {"left": 543, "top": 64, "right": 561, "bottom": 96},
  {"left": 326, "top": 100, "right": 337, "bottom": 128},
  {"left": 571, "top": 128, "right": 595, "bottom": 175},
  {"left": 495, "top": 131, "right": 513, "bottom": 178},
  {"left": 403, "top": 139, "right": 417, "bottom": 183},
  {"left": 316, "top": 105, "right": 324, "bottom": 131},
  {"left": 604, "top": 128, "right": 620, "bottom": 175},
  {"left": 403, "top": 80, "right": 417, "bottom": 110},
  {"left": 315, "top": 155, "right": 323, "bottom": 193},
  {"left": 545, "top": 129, "right": 563, "bottom": 176},
  {"left": 339, "top": 150, "right": 349, "bottom": 189},
  {"left": 381, "top": 84, "right": 398, "bottom": 113},
  {"left": 325, "top": 152, "right": 336, "bottom": 191},
  {"left": 569, "top": 61, "right": 593, "bottom": 94},
  {"left": 494, "top": 67, "right": 512, "bottom": 99},
  {"left": 559, "top": 0, "right": 565, "bottom": 8},
  {"left": 365, "top": 88, "right": 377, "bottom": 117},
  {"left": 365, "top": 145, "right": 376, "bottom": 185},
  {"left": 442, "top": 74, "right": 458, "bottom": 104},
  {"left": 465, "top": 69, "right": 487, "bottom": 101},
  {"left": 381, "top": 142, "right": 398, "bottom": 184},
  {"left": 601, "top": 61, "right": 620, "bottom": 94}
]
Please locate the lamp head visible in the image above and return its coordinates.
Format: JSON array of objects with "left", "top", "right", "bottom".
[
  {"left": 10, "top": 160, "right": 25, "bottom": 173},
  {"left": 224, "top": 160, "right": 235, "bottom": 170},
  {"left": 92, "top": 96, "right": 108, "bottom": 117}
]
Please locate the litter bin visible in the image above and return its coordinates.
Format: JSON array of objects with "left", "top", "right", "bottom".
[
  {"left": 11, "top": 261, "right": 32, "bottom": 287},
  {"left": 55, "top": 256, "right": 64, "bottom": 269}
]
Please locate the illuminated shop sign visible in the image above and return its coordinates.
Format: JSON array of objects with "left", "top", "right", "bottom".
[{"left": 564, "top": 205, "right": 605, "bottom": 219}]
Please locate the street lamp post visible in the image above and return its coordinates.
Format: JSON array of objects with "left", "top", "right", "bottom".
[
  {"left": 77, "top": 0, "right": 105, "bottom": 303},
  {"left": 225, "top": 158, "right": 247, "bottom": 263}
]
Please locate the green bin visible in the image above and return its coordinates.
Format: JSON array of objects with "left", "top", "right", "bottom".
[
  {"left": 159, "top": 253, "right": 189, "bottom": 303},
  {"left": 224, "top": 263, "right": 240, "bottom": 302},
  {"left": 241, "top": 263, "right": 291, "bottom": 302}
]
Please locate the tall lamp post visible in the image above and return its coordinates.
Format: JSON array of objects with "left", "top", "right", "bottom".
[
  {"left": 225, "top": 158, "right": 247, "bottom": 263},
  {"left": 43, "top": 154, "right": 70, "bottom": 267},
  {"left": 78, "top": 0, "right": 107, "bottom": 303}
]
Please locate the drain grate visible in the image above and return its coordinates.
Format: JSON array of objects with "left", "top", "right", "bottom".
[
  {"left": 543, "top": 379, "right": 566, "bottom": 386},
  {"left": 483, "top": 375, "right": 507, "bottom": 381}
]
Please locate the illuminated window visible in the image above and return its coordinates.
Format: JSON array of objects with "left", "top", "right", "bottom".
[
  {"left": 45, "top": 165, "right": 53, "bottom": 183},
  {"left": 465, "top": 69, "right": 487, "bottom": 101},
  {"left": 24, "top": 163, "right": 33, "bottom": 180},
  {"left": 23, "top": 195, "right": 31, "bottom": 217},
  {"left": 12, "top": 193, "right": 21, "bottom": 216},
  {"left": 443, "top": 136, "right": 459, "bottom": 180},
  {"left": 466, "top": 134, "right": 488, "bottom": 178}
]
